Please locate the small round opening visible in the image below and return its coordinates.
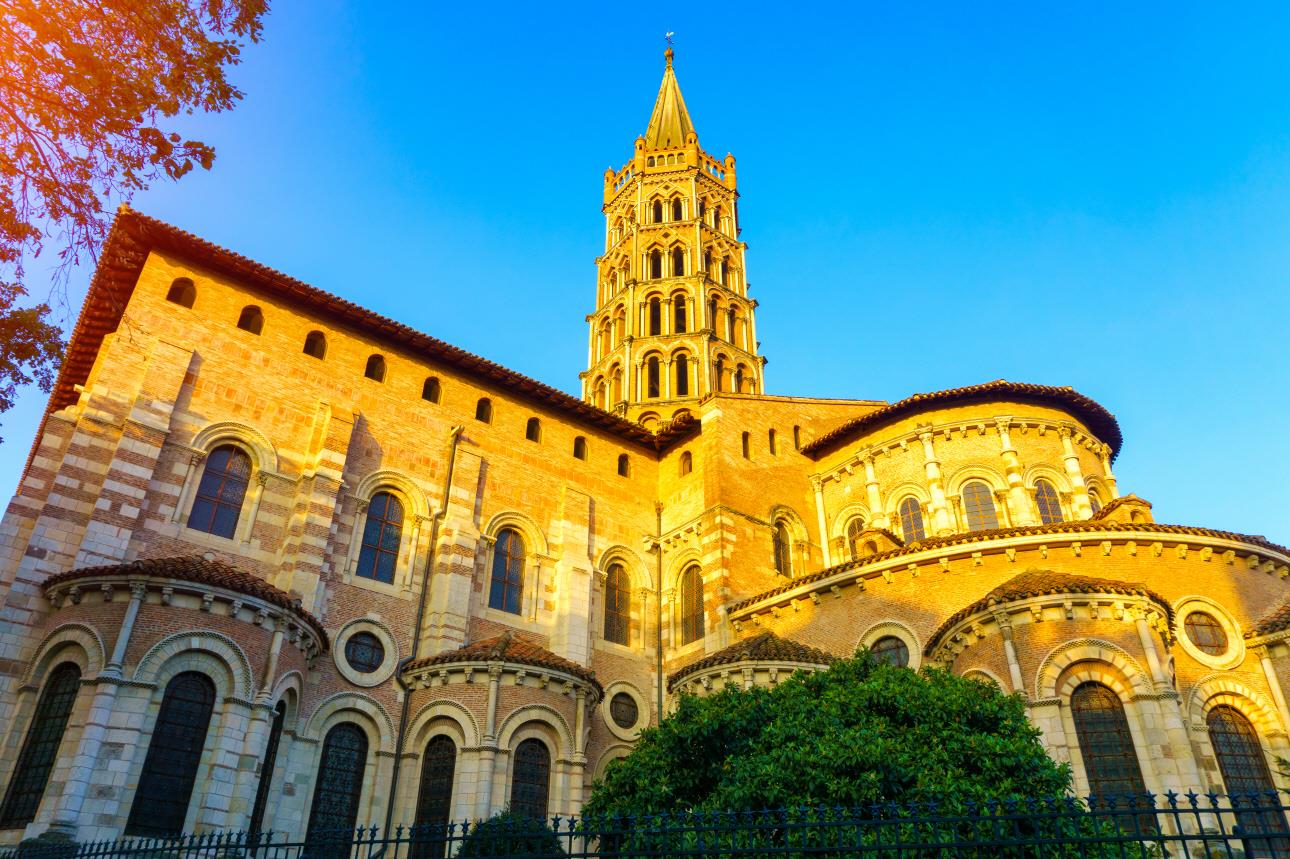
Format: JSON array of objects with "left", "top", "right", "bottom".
[
  {"left": 1184, "top": 611, "right": 1228, "bottom": 656},
  {"left": 344, "top": 631, "right": 385, "bottom": 674},
  {"left": 609, "top": 692, "right": 639, "bottom": 729}
]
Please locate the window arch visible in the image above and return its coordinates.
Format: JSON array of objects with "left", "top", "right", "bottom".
[
  {"left": 305, "top": 723, "right": 369, "bottom": 840},
  {"left": 475, "top": 398, "right": 492, "bottom": 423},
  {"left": 489, "top": 528, "right": 525, "bottom": 615},
  {"left": 0, "top": 662, "right": 81, "bottom": 827},
  {"left": 870, "top": 636, "right": 910, "bottom": 667},
  {"left": 707, "top": 296, "right": 719, "bottom": 332},
  {"left": 604, "top": 563, "right": 631, "bottom": 645},
  {"left": 648, "top": 296, "right": 662, "bottom": 334},
  {"left": 678, "top": 450, "right": 692, "bottom": 476},
  {"left": 187, "top": 444, "right": 252, "bottom": 539},
  {"left": 303, "top": 330, "right": 327, "bottom": 359},
  {"left": 680, "top": 565, "right": 704, "bottom": 645},
  {"left": 237, "top": 305, "right": 264, "bottom": 335},
  {"left": 646, "top": 356, "right": 661, "bottom": 398},
  {"left": 713, "top": 357, "right": 725, "bottom": 392},
  {"left": 651, "top": 200, "right": 663, "bottom": 223},
  {"left": 356, "top": 491, "right": 404, "bottom": 584},
  {"left": 898, "top": 497, "right": 926, "bottom": 542},
  {"left": 413, "top": 734, "right": 456, "bottom": 848},
  {"left": 734, "top": 364, "right": 745, "bottom": 393},
  {"left": 671, "top": 246, "right": 685, "bottom": 277},
  {"left": 649, "top": 250, "right": 663, "bottom": 280},
  {"left": 510, "top": 739, "right": 551, "bottom": 820},
  {"left": 422, "top": 377, "right": 441, "bottom": 404},
  {"left": 1034, "top": 479, "right": 1062, "bottom": 524},
  {"left": 962, "top": 481, "right": 999, "bottom": 532},
  {"left": 364, "top": 354, "right": 386, "bottom": 382},
  {"left": 772, "top": 520, "right": 792, "bottom": 576},
  {"left": 673, "top": 294, "right": 687, "bottom": 333},
  {"left": 1069, "top": 681, "right": 1147, "bottom": 799},
  {"left": 846, "top": 517, "right": 866, "bottom": 560},
  {"left": 713, "top": 205, "right": 722, "bottom": 230},
  {"left": 674, "top": 354, "right": 689, "bottom": 396},
  {"left": 573, "top": 436, "right": 587, "bottom": 460},
  {"left": 126, "top": 672, "right": 216, "bottom": 837},
  {"left": 671, "top": 198, "right": 683, "bottom": 221},
  {"left": 1208, "top": 705, "right": 1276, "bottom": 794},
  {"left": 617, "top": 454, "right": 630, "bottom": 477},
  {"left": 1088, "top": 490, "right": 1103, "bottom": 515},
  {"left": 525, "top": 417, "right": 541, "bottom": 442},
  {"left": 166, "top": 278, "right": 196, "bottom": 308}
]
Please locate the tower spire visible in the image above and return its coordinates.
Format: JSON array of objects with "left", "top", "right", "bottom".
[{"left": 644, "top": 47, "right": 695, "bottom": 149}]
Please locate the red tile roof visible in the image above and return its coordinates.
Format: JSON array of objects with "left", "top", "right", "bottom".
[
  {"left": 1248, "top": 600, "right": 1290, "bottom": 639},
  {"left": 667, "top": 631, "right": 836, "bottom": 690},
  {"left": 801, "top": 380, "right": 1123, "bottom": 460},
  {"left": 26, "top": 208, "right": 698, "bottom": 479},
  {"left": 1091, "top": 494, "right": 1151, "bottom": 520},
  {"left": 925, "top": 570, "right": 1173, "bottom": 654},
  {"left": 403, "top": 632, "right": 601, "bottom": 693},
  {"left": 42, "top": 555, "right": 328, "bottom": 646}
]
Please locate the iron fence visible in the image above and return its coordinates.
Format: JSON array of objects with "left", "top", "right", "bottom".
[{"left": 5, "top": 792, "right": 1290, "bottom": 859}]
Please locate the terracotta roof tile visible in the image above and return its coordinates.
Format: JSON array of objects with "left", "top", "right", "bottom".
[
  {"left": 801, "top": 380, "right": 1122, "bottom": 460},
  {"left": 1249, "top": 600, "right": 1290, "bottom": 638},
  {"left": 925, "top": 570, "right": 1173, "bottom": 654},
  {"left": 1091, "top": 494, "right": 1151, "bottom": 520},
  {"left": 42, "top": 555, "right": 328, "bottom": 646},
  {"left": 404, "top": 632, "right": 601, "bottom": 693},
  {"left": 667, "top": 631, "right": 836, "bottom": 690}
]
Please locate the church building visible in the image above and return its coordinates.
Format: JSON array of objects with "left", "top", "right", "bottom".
[{"left": 1, "top": 49, "right": 1288, "bottom": 844}]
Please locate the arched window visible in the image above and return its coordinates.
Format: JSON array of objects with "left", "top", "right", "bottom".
[
  {"left": 1088, "top": 490, "right": 1103, "bottom": 515},
  {"left": 713, "top": 357, "right": 724, "bottom": 392},
  {"left": 772, "top": 520, "right": 792, "bottom": 576},
  {"left": 870, "top": 636, "right": 910, "bottom": 667},
  {"left": 166, "top": 277, "right": 196, "bottom": 308},
  {"left": 793, "top": 426, "right": 802, "bottom": 450},
  {"left": 187, "top": 444, "right": 252, "bottom": 539},
  {"left": 768, "top": 428, "right": 777, "bottom": 456},
  {"left": 726, "top": 306, "right": 736, "bottom": 340},
  {"left": 489, "top": 528, "right": 525, "bottom": 615},
  {"left": 678, "top": 450, "right": 692, "bottom": 476},
  {"left": 720, "top": 260, "right": 729, "bottom": 284},
  {"left": 422, "top": 377, "right": 441, "bottom": 404},
  {"left": 356, "top": 491, "right": 403, "bottom": 584},
  {"left": 651, "top": 200, "right": 663, "bottom": 223},
  {"left": 475, "top": 398, "right": 492, "bottom": 423},
  {"left": 680, "top": 565, "right": 704, "bottom": 645},
  {"left": 611, "top": 367, "right": 623, "bottom": 403},
  {"left": 671, "top": 246, "right": 685, "bottom": 277},
  {"left": 364, "top": 354, "right": 386, "bottom": 382},
  {"left": 707, "top": 297, "right": 719, "bottom": 332},
  {"left": 673, "top": 294, "right": 687, "bottom": 333},
  {"left": 510, "top": 739, "right": 550, "bottom": 820},
  {"left": 303, "top": 330, "right": 327, "bottom": 359},
  {"left": 649, "top": 250, "right": 663, "bottom": 280},
  {"left": 1206, "top": 706, "right": 1288, "bottom": 845},
  {"left": 703, "top": 249, "right": 712, "bottom": 274},
  {"left": 674, "top": 354, "right": 689, "bottom": 396},
  {"left": 573, "top": 436, "right": 587, "bottom": 460},
  {"left": 305, "top": 723, "right": 369, "bottom": 840},
  {"left": 237, "top": 305, "right": 264, "bottom": 335},
  {"left": 646, "top": 356, "right": 661, "bottom": 398},
  {"left": 672, "top": 198, "right": 683, "bottom": 221},
  {"left": 413, "top": 735, "right": 456, "bottom": 849},
  {"left": 698, "top": 200, "right": 706, "bottom": 220},
  {"left": 846, "top": 517, "right": 866, "bottom": 560},
  {"left": 1034, "top": 479, "right": 1062, "bottom": 524},
  {"left": 0, "top": 663, "right": 81, "bottom": 828},
  {"left": 648, "top": 296, "right": 662, "bottom": 334},
  {"left": 713, "top": 205, "right": 722, "bottom": 230},
  {"left": 734, "top": 364, "right": 745, "bottom": 393},
  {"left": 898, "top": 497, "right": 926, "bottom": 542},
  {"left": 247, "top": 701, "right": 286, "bottom": 839},
  {"left": 126, "top": 672, "right": 216, "bottom": 837},
  {"left": 962, "top": 481, "right": 999, "bottom": 532},
  {"left": 604, "top": 562, "right": 631, "bottom": 645},
  {"left": 1070, "top": 682, "right": 1147, "bottom": 799},
  {"left": 741, "top": 431, "right": 750, "bottom": 459},
  {"left": 525, "top": 417, "right": 541, "bottom": 442},
  {"left": 617, "top": 454, "right": 630, "bottom": 477}
]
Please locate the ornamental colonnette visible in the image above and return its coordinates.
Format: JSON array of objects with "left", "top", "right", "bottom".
[{"left": 1, "top": 50, "right": 1289, "bottom": 845}]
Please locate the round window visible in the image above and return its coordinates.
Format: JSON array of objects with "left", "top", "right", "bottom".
[
  {"left": 870, "top": 635, "right": 910, "bottom": 668},
  {"left": 344, "top": 631, "right": 385, "bottom": 674},
  {"left": 1184, "top": 611, "right": 1228, "bottom": 656},
  {"left": 609, "top": 692, "right": 639, "bottom": 729}
]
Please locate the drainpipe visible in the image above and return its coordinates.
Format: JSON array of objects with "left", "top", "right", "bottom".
[
  {"left": 384, "top": 425, "right": 464, "bottom": 834},
  {"left": 655, "top": 501, "right": 665, "bottom": 717}
]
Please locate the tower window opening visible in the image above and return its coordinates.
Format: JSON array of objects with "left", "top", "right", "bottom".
[
  {"left": 679, "top": 450, "right": 692, "bottom": 476},
  {"left": 651, "top": 200, "right": 663, "bottom": 223},
  {"left": 525, "top": 417, "right": 541, "bottom": 442},
  {"left": 647, "top": 156, "right": 655, "bottom": 167},
  {"left": 708, "top": 297, "right": 719, "bottom": 334},
  {"left": 650, "top": 250, "right": 663, "bottom": 280},
  {"left": 303, "top": 330, "right": 327, "bottom": 359},
  {"left": 675, "top": 354, "right": 689, "bottom": 396},
  {"left": 475, "top": 397, "right": 493, "bottom": 423},
  {"left": 772, "top": 520, "right": 792, "bottom": 576},
  {"left": 672, "top": 198, "right": 683, "bottom": 221},
  {"left": 237, "top": 305, "right": 263, "bottom": 335},
  {"left": 573, "top": 436, "right": 587, "bottom": 460},
  {"left": 713, "top": 205, "right": 722, "bottom": 230},
  {"left": 646, "top": 356, "right": 661, "bottom": 398},
  {"left": 489, "top": 528, "right": 526, "bottom": 615},
  {"left": 726, "top": 306, "right": 736, "bottom": 340},
  {"left": 720, "top": 260, "right": 729, "bottom": 285},
  {"left": 793, "top": 425, "right": 802, "bottom": 450},
  {"left": 846, "top": 517, "right": 866, "bottom": 560},
  {"left": 741, "top": 431, "right": 750, "bottom": 459},
  {"left": 166, "top": 277, "right": 196, "bottom": 308},
  {"left": 648, "top": 297, "right": 662, "bottom": 335},
  {"left": 713, "top": 357, "right": 724, "bottom": 392},
  {"left": 674, "top": 294, "right": 687, "bottom": 333},
  {"left": 671, "top": 246, "right": 685, "bottom": 277},
  {"left": 617, "top": 453, "right": 630, "bottom": 477},
  {"left": 734, "top": 364, "right": 745, "bottom": 393},
  {"left": 364, "top": 354, "right": 386, "bottom": 382},
  {"left": 680, "top": 565, "right": 704, "bottom": 644},
  {"left": 768, "top": 428, "right": 777, "bottom": 455},
  {"left": 698, "top": 200, "right": 706, "bottom": 219},
  {"left": 422, "top": 377, "right": 441, "bottom": 403},
  {"left": 703, "top": 249, "right": 712, "bottom": 275}
]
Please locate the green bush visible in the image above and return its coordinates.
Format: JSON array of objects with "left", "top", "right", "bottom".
[{"left": 455, "top": 810, "right": 563, "bottom": 858}]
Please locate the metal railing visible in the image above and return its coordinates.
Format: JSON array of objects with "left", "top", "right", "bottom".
[{"left": 6, "top": 792, "right": 1290, "bottom": 859}]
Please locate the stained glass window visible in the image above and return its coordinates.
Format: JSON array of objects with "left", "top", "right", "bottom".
[
  {"left": 489, "top": 528, "right": 525, "bottom": 615},
  {"left": 1035, "top": 479, "right": 1063, "bottom": 524},
  {"left": 306, "top": 723, "right": 368, "bottom": 841},
  {"left": 413, "top": 735, "right": 456, "bottom": 858},
  {"left": 899, "top": 497, "right": 925, "bottom": 542},
  {"left": 187, "top": 445, "right": 251, "bottom": 539},
  {"left": 356, "top": 492, "right": 403, "bottom": 584},
  {"left": 0, "top": 662, "right": 81, "bottom": 828},
  {"left": 870, "top": 636, "right": 909, "bottom": 668},
  {"left": 773, "top": 521, "right": 792, "bottom": 576},
  {"left": 344, "top": 632, "right": 385, "bottom": 674},
  {"left": 1070, "top": 682, "right": 1147, "bottom": 800},
  {"left": 847, "top": 518, "right": 866, "bottom": 560},
  {"left": 1207, "top": 705, "right": 1290, "bottom": 851},
  {"left": 962, "top": 481, "right": 999, "bottom": 532},
  {"left": 126, "top": 672, "right": 216, "bottom": 837},
  {"left": 680, "top": 565, "right": 704, "bottom": 645},
  {"left": 509, "top": 739, "right": 550, "bottom": 821},
  {"left": 604, "top": 563, "right": 631, "bottom": 645},
  {"left": 610, "top": 693, "right": 639, "bottom": 729},
  {"left": 1185, "top": 612, "right": 1228, "bottom": 656}
]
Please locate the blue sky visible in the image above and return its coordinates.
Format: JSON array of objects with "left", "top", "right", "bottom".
[{"left": 5, "top": 3, "right": 1289, "bottom": 539}]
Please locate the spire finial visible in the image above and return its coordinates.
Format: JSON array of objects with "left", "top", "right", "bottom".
[{"left": 665, "top": 31, "right": 674, "bottom": 65}]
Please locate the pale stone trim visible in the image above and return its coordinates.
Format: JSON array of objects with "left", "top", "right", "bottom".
[
  {"left": 859, "top": 619, "right": 923, "bottom": 670},
  {"left": 18, "top": 622, "right": 106, "bottom": 688},
  {"left": 1172, "top": 595, "right": 1247, "bottom": 670},
  {"left": 132, "top": 629, "right": 255, "bottom": 701}
]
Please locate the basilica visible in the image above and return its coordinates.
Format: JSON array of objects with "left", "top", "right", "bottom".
[{"left": 0, "top": 49, "right": 1288, "bottom": 845}]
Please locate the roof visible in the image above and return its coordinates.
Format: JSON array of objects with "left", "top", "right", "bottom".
[
  {"left": 28, "top": 208, "right": 698, "bottom": 479},
  {"left": 644, "top": 49, "right": 695, "bottom": 149},
  {"left": 1092, "top": 494, "right": 1151, "bottom": 520},
  {"left": 1248, "top": 599, "right": 1290, "bottom": 639},
  {"left": 925, "top": 570, "right": 1173, "bottom": 654},
  {"left": 727, "top": 519, "right": 1290, "bottom": 616},
  {"left": 667, "top": 631, "right": 836, "bottom": 690},
  {"left": 42, "top": 555, "right": 328, "bottom": 646},
  {"left": 801, "top": 380, "right": 1123, "bottom": 460},
  {"left": 403, "top": 632, "right": 601, "bottom": 693}
]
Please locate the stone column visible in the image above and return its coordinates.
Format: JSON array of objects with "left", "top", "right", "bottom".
[
  {"left": 862, "top": 456, "right": 888, "bottom": 529},
  {"left": 1257, "top": 644, "right": 1290, "bottom": 732},
  {"left": 918, "top": 430, "right": 953, "bottom": 535},
  {"left": 1059, "top": 427, "right": 1093, "bottom": 519},
  {"left": 475, "top": 664, "right": 503, "bottom": 820},
  {"left": 995, "top": 419, "right": 1035, "bottom": 526},
  {"left": 810, "top": 476, "right": 832, "bottom": 568},
  {"left": 994, "top": 613, "right": 1026, "bottom": 693},
  {"left": 1136, "top": 607, "right": 1203, "bottom": 792},
  {"left": 1098, "top": 444, "right": 1121, "bottom": 500}
]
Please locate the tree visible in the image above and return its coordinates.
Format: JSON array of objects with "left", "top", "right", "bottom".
[
  {"left": 0, "top": 0, "right": 268, "bottom": 438},
  {"left": 455, "top": 811, "right": 564, "bottom": 858}
]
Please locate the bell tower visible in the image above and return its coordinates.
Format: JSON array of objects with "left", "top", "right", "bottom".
[{"left": 583, "top": 48, "right": 763, "bottom": 427}]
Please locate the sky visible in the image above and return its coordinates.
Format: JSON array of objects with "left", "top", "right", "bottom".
[{"left": 4, "top": 2, "right": 1289, "bottom": 540}]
